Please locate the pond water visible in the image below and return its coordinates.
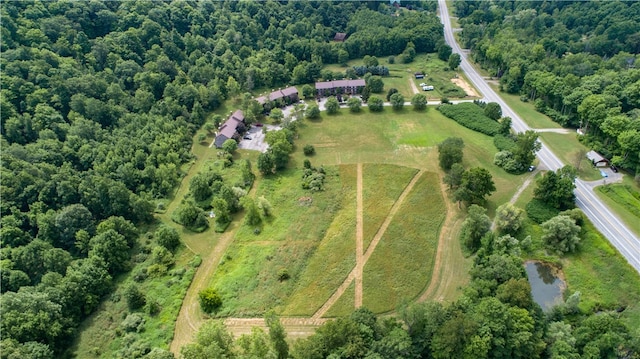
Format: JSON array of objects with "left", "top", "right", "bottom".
[{"left": 525, "top": 261, "right": 566, "bottom": 311}]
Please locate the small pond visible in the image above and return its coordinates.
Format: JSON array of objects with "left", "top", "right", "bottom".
[{"left": 525, "top": 261, "right": 566, "bottom": 311}]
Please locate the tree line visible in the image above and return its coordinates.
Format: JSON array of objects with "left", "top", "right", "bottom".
[{"left": 454, "top": 0, "right": 640, "bottom": 175}]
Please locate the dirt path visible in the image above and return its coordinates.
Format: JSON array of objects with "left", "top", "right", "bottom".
[
  {"left": 418, "top": 178, "right": 461, "bottom": 302},
  {"left": 355, "top": 163, "right": 364, "bottom": 308},
  {"left": 223, "top": 318, "right": 328, "bottom": 338},
  {"left": 491, "top": 172, "right": 536, "bottom": 231},
  {"left": 312, "top": 170, "right": 425, "bottom": 319},
  {"left": 451, "top": 78, "right": 479, "bottom": 97},
  {"left": 409, "top": 77, "right": 420, "bottom": 94},
  {"left": 170, "top": 225, "right": 238, "bottom": 355}
]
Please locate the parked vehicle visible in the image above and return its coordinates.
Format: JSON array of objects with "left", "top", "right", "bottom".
[{"left": 243, "top": 136, "right": 252, "bottom": 140}]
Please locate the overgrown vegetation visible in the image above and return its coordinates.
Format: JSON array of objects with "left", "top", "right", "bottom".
[{"left": 437, "top": 102, "right": 502, "bottom": 136}]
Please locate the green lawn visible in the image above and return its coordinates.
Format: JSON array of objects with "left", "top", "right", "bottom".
[
  {"left": 490, "top": 85, "right": 562, "bottom": 129},
  {"left": 294, "top": 107, "right": 526, "bottom": 217},
  {"left": 363, "top": 172, "right": 446, "bottom": 313},
  {"left": 538, "top": 132, "right": 601, "bottom": 181},
  {"left": 596, "top": 180, "right": 640, "bottom": 238}
]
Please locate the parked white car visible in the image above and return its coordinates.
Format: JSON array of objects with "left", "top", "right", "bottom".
[{"left": 422, "top": 85, "right": 434, "bottom": 91}]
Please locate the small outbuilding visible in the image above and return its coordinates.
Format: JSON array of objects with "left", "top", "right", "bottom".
[
  {"left": 414, "top": 72, "right": 425, "bottom": 79},
  {"left": 334, "top": 32, "right": 347, "bottom": 42},
  {"left": 586, "top": 150, "right": 610, "bottom": 167}
]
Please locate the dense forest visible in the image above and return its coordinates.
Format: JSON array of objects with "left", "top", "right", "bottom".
[
  {"left": 454, "top": 0, "right": 640, "bottom": 174},
  {"left": 0, "top": 1, "right": 444, "bottom": 357}
]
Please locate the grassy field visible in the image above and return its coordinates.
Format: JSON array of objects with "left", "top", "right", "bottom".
[
  {"left": 362, "top": 164, "right": 418, "bottom": 250},
  {"left": 538, "top": 132, "right": 602, "bottom": 181},
  {"left": 563, "top": 219, "right": 640, "bottom": 328},
  {"left": 293, "top": 107, "right": 525, "bottom": 217},
  {"left": 323, "top": 282, "right": 355, "bottom": 318},
  {"left": 596, "top": 180, "right": 640, "bottom": 238},
  {"left": 489, "top": 84, "right": 562, "bottom": 129},
  {"left": 363, "top": 172, "right": 446, "bottom": 313},
  {"left": 206, "top": 165, "right": 352, "bottom": 317},
  {"left": 281, "top": 164, "right": 358, "bottom": 316},
  {"left": 72, "top": 248, "right": 197, "bottom": 358},
  {"left": 323, "top": 54, "right": 472, "bottom": 101}
]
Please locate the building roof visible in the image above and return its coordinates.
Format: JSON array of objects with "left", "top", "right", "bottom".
[
  {"left": 255, "top": 96, "right": 267, "bottom": 105},
  {"left": 231, "top": 109, "right": 244, "bottom": 122},
  {"left": 218, "top": 124, "right": 236, "bottom": 140},
  {"left": 281, "top": 86, "right": 298, "bottom": 97},
  {"left": 269, "top": 90, "right": 284, "bottom": 101},
  {"left": 315, "top": 79, "right": 366, "bottom": 90},
  {"left": 586, "top": 150, "right": 609, "bottom": 164},
  {"left": 334, "top": 32, "right": 347, "bottom": 42}
]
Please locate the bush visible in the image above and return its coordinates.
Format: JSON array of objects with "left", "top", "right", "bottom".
[
  {"left": 368, "top": 96, "right": 384, "bottom": 112},
  {"left": 303, "top": 145, "right": 315, "bottom": 156},
  {"left": 493, "top": 134, "right": 517, "bottom": 152},
  {"left": 199, "top": 288, "right": 222, "bottom": 314},
  {"left": 124, "top": 284, "right": 146, "bottom": 311},
  {"left": 525, "top": 199, "right": 560, "bottom": 224},
  {"left": 120, "top": 313, "right": 145, "bottom": 333},
  {"left": 278, "top": 268, "right": 290, "bottom": 281},
  {"left": 437, "top": 103, "right": 501, "bottom": 136}
]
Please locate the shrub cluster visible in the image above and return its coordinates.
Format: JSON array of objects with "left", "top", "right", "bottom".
[
  {"left": 301, "top": 160, "right": 326, "bottom": 192},
  {"left": 493, "top": 134, "right": 517, "bottom": 152},
  {"left": 352, "top": 65, "right": 390, "bottom": 77},
  {"left": 525, "top": 199, "right": 560, "bottom": 224},
  {"left": 437, "top": 103, "right": 501, "bottom": 136}
]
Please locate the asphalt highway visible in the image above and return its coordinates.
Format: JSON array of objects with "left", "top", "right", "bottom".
[{"left": 438, "top": 0, "right": 640, "bottom": 273}]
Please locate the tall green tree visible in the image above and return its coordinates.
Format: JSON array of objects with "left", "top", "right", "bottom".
[
  {"left": 438, "top": 137, "right": 465, "bottom": 171},
  {"left": 454, "top": 167, "right": 496, "bottom": 206}
]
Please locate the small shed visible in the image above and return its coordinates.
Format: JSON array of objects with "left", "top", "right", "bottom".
[
  {"left": 586, "top": 150, "right": 609, "bottom": 167},
  {"left": 414, "top": 72, "right": 424, "bottom": 79},
  {"left": 334, "top": 33, "right": 347, "bottom": 42}
]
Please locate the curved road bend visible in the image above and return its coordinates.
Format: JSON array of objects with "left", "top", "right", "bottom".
[{"left": 438, "top": 0, "right": 640, "bottom": 273}]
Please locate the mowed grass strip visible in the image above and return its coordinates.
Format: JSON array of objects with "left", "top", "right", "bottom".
[
  {"left": 490, "top": 85, "right": 562, "bottom": 129},
  {"left": 563, "top": 219, "right": 640, "bottom": 329},
  {"left": 596, "top": 181, "right": 640, "bottom": 238},
  {"left": 293, "top": 109, "right": 524, "bottom": 217},
  {"left": 363, "top": 164, "right": 419, "bottom": 250},
  {"left": 323, "top": 282, "right": 355, "bottom": 318},
  {"left": 282, "top": 164, "right": 358, "bottom": 316},
  {"left": 209, "top": 166, "right": 347, "bottom": 317},
  {"left": 362, "top": 172, "right": 446, "bottom": 313}
]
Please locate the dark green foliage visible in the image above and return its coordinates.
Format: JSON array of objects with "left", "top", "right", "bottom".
[
  {"left": 325, "top": 97, "right": 340, "bottom": 115},
  {"left": 460, "top": 205, "right": 491, "bottom": 252},
  {"left": 368, "top": 96, "right": 384, "bottom": 112},
  {"left": 301, "top": 164, "right": 326, "bottom": 192},
  {"left": 366, "top": 76, "right": 385, "bottom": 93},
  {"left": 534, "top": 166, "right": 577, "bottom": 210},
  {"left": 303, "top": 145, "right": 315, "bottom": 156},
  {"left": 124, "top": 284, "right": 146, "bottom": 311},
  {"left": 526, "top": 199, "right": 561, "bottom": 224},
  {"left": 438, "top": 103, "right": 502, "bottom": 136},
  {"left": 222, "top": 139, "right": 238, "bottom": 154},
  {"left": 448, "top": 53, "right": 461, "bottom": 70},
  {"left": 542, "top": 215, "right": 582, "bottom": 254},
  {"left": 438, "top": 137, "right": 465, "bottom": 171},
  {"left": 411, "top": 94, "right": 427, "bottom": 111},
  {"left": 305, "top": 104, "right": 321, "bottom": 120},
  {"left": 198, "top": 288, "right": 222, "bottom": 314},
  {"left": 347, "top": 97, "right": 362, "bottom": 112},
  {"left": 242, "top": 198, "right": 262, "bottom": 227},
  {"left": 390, "top": 93, "right": 405, "bottom": 110},
  {"left": 266, "top": 312, "right": 289, "bottom": 359},
  {"left": 173, "top": 200, "right": 209, "bottom": 232},
  {"left": 484, "top": 102, "right": 502, "bottom": 120},
  {"left": 493, "top": 134, "right": 517, "bottom": 152},
  {"left": 153, "top": 225, "right": 180, "bottom": 251},
  {"left": 386, "top": 88, "right": 399, "bottom": 101},
  {"left": 454, "top": 167, "right": 496, "bottom": 206},
  {"left": 444, "top": 163, "right": 465, "bottom": 189}
]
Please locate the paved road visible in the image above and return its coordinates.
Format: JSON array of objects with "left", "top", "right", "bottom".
[{"left": 438, "top": 0, "right": 640, "bottom": 273}]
